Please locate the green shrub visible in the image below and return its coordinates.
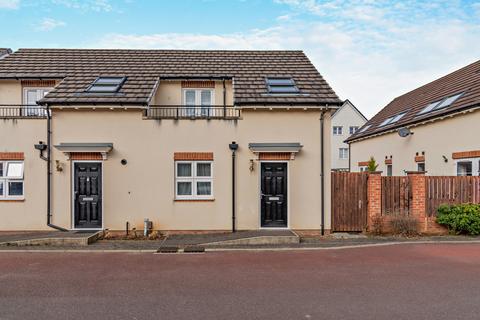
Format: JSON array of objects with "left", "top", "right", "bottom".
[{"left": 436, "top": 204, "right": 480, "bottom": 235}]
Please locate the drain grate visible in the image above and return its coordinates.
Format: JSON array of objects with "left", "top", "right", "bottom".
[{"left": 157, "top": 246, "right": 179, "bottom": 253}]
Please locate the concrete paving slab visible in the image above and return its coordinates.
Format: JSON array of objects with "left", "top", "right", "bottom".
[{"left": 0, "top": 231, "right": 101, "bottom": 246}]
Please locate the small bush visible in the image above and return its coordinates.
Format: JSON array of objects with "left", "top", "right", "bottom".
[
  {"left": 389, "top": 214, "right": 419, "bottom": 236},
  {"left": 436, "top": 204, "right": 480, "bottom": 235},
  {"left": 371, "top": 215, "right": 384, "bottom": 235}
]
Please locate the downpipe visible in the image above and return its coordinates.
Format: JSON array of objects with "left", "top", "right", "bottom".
[
  {"left": 320, "top": 110, "right": 326, "bottom": 236},
  {"left": 46, "top": 105, "right": 67, "bottom": 232}
]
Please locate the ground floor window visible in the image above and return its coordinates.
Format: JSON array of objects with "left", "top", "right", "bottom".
[
  {"left": 359, "top": 166, "right": 367, "bottom": 172},
  {"left": 175, "top": 161, "right": 213, "bottom": 199},
  {"left": 456, "top": 160, "right": 478, "bottom": 176},
  {"left": 417, "top": 162, "right": 425, "bottom": 172},
  {"left": 0, "top": 161, "right": 24, "bottom": 199},
  {"left": 386, "top": 164, "right": 393, "bottom": 176}
]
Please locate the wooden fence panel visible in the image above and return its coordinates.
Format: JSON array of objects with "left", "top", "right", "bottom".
[
  {"left": 426, "top": 176, "right": 480, "bottom": 216},
  {"left": 381, "top": 176, "right": 411, "bottom": 215},
  {"left": 331, "top": 172, "right": 368, "bottom": 232}
]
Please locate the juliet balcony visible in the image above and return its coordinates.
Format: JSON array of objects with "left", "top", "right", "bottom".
[
  {"left": 0, "top": 105, "right": 48, "bottom": 119},
  {"left": 143, "top": 105, "right": 241, "bottom": 120}
]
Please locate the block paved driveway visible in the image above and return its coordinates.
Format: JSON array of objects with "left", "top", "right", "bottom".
[{"left": 1, "top": 244, "right": 480, "bottom": 320}]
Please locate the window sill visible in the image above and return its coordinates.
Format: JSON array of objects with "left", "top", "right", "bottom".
[
  {"left": 174, "top": 199, "right": 215, "bottom": 202},
  {"left": 0, "top": 198, "right": 25, "bottom": 202}
]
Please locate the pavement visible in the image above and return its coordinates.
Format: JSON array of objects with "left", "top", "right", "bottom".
[{"left": 1, "top": 243, "right": 480, "bottom": 319}]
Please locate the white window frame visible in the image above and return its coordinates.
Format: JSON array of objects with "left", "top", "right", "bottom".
[
  {"left": 349, "top": 126, "right": 359, "bottom": 135},
  {"left": 0, "top": 161, "right": 25, "bottom": 200},
  {"left": 455, "top": 158, "right": 479, "bottom": 176},
  {"left": 175, "top": 161, "right": 214, "bottom": 200},
  {"left": 339, "top": 148, "right": 349, "bottom": 160},
  {"left": 182, "top": 89, "right": 215, "bottom": 117},
  {"left": 386, "top": 164, "right": 393, "bottom": 176},
  {"left": 359, "top": 166, "right": 368, "bottom": 172},
  {"left": 333, "top": 126, "right": 343, "bottom": 135},
  {"left": 23, "top": 87, "right": 52, "bottom": 116}
]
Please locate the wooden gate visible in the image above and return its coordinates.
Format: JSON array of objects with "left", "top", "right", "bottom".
[{"left": 332, "top": 172, "right": 368, "bottom": 232}]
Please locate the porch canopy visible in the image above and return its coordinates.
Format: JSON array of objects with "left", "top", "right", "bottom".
[
  {"left": 248, "top": 142, "right": 303, "bottom": 160},
  {"left": 54, "top": 142, "right": 113, "bottom": 160}
]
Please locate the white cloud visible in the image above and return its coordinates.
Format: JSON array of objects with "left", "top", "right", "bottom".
[
  {"left": 51, "top": 0, "right": 112, "bottom": 12},
  {"left": 36, "top": 18, "right": 66, "bottom": 31},
  {"left": 0, "top": 0, "right": 19, "bottom": 9},
  {"left": 90, "top": 1, "right": 480, "bottom": 118}
]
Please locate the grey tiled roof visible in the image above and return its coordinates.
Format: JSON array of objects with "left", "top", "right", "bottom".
[{"left": 0, "top": 49, "right": 342, "bottom": 106}]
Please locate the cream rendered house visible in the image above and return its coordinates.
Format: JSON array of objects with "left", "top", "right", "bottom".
[
  {"left": 0, "top": 48, "right": 342, "bottom": 233},
  {"left": 347, "top": 59, "right": 480, "bottom": 176},
  {"left": 330, "top": 100, "right": 367, "bottom": 171}
]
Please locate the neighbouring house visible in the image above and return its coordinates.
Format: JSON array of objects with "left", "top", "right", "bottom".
[
  {"left": 330, "top": 100, "right": 367, "bottom": 171},
  {"left": 0, "top": 48, "right": 342, "bottom": 232},
  {"left": 347, "top": 59, "right": 480, "bottom": 176}
]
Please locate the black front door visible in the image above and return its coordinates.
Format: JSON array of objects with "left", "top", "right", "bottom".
[
  {"left": 261, "top": 162, "right": 288, "bottom": 228},
  {"left": 74, "top": 162, "right": 102, "bottom": 229}
]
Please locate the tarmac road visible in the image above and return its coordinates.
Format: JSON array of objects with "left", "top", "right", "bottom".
[{"left": 1, "top": 243, "right": 480, "bottom": 320}]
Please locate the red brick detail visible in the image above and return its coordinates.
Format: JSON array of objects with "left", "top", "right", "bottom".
[
  {"left": 407, "top": 171, "right": 426, "bottom": 220},
  {"left": 367, "top": 172, "right": 382, "bottom": 231},
  {"left": 70, "top": 153, "right": 103, "bottom": 160},
  {"left": 259, "top": 152, "right": 291, "bottom": 160},
  {"left": 0, "top": 152, "right": 24, "bottom": 160},
  {"left": 358, "top": 161, "right": 369, "bottom": 166},
  {"left": 21, "top": 80, "right": 56, "bottom": 87},
  {"left": 174, "top": 152, "right": 214, "bottom": 161},
  {"left": 452, "top": 150, "right": 480, "bottom": 159},
  {"left": 181, "top": 81, "right": 215, "bottom": 88},
  {"left": 384, "top": 159, "right": 392, "bottom": 165},
  {"left": 415, "top": 155, "right": 425, "bottom": 162}
]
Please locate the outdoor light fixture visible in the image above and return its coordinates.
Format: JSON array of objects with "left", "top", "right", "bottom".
[
  {"left": 442, "top": 155, "right": 448, "bottom": 163},
  {"left": 249, "top": 159, "right": 255, "bottom": 172},
  {"left": 34, "top": 141, "right": 48, "bottom": 161}
]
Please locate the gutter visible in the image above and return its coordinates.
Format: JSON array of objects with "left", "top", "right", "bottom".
[{"left": 46, "top": 104, "right": 67, "bottom": 232}]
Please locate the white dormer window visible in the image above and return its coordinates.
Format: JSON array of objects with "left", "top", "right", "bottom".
[{"left": 183, "top": 89, "right": 215, "bottom": 116}]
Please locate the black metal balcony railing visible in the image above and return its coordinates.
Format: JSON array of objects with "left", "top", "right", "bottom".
[
  {"left": 144, "top": 105, "right": 241, "bottom": 120},
  {"left": 0, "top": 105, "right": 48, "bottom": 119}
]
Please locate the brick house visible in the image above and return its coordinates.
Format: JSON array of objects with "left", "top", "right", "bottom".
[{"left": 0, "top": 48, "right": 342, "bottom": 232}]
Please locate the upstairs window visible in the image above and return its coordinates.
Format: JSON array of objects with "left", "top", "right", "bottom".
[
  {"left": 349, "top": 126, "right": 359, "bottom": 135},
  {"left": 86, "top": 77, "right": 126, "bottom": 93},
  {"left": 333, "top": 126, "right": 343, "bottom": 135},
  {"left": 418, "top": 92, "right": 463, "bottom": 115},
  {"left": 266, "top": 78, "right": 299, "bottom": 94},
  {"left": 339, "top": 148, "right": 349, "bottom": 159},
  {"left": 183, "top": 89, "right": 214, "bottom": 117}
]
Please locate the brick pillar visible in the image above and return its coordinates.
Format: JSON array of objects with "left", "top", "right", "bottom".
[
  {"left": 406, "top": 171, "right": 427, "bottom": 231},
  {"left": 367, "top": 171, "right": 382, "bottom": 231},
  {"left": 407, "top": 171, "right": 426, "bottom": 217}
]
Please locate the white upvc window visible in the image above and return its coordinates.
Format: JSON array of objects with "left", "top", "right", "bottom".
[
  {"left": 183, "top": 89, "right": 215, "bottom": 117},
  {"left": 333, "top": 126, "right": 343, "bottom": 135},
  {"left": 175, "top": 161, "right": 213, "bottom": 200},
  {"left": 359, "top": 166, "right": 368, "bottom": 172},
  {"left": 349, "top": 126, "right": 359, "bottom": 135},
  {"left": 455, "top": 159, "right": 479, "bottom": 176},
  {"left": 23, "top": 87, "right": 52, "bottom": 116},
  {"left": 0, "top": 161, "right": 25, "bottom": 200},
  {"left": 339, "top": 148, "right": 349, "bottom": 159}
]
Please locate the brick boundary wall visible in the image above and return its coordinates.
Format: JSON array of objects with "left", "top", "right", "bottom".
[{"left": 365, "top": 171, "right": 448, "bottom": 235}]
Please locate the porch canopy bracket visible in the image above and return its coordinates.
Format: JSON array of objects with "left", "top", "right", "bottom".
[
  {"left": 54, "top": 142, "right": 113, "bottom": 160},
  {"left": 248, "top": 142, "right": 303, "bottom": 160}
]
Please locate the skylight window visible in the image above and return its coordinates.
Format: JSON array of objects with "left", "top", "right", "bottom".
[
  {"left": 379, "top": 112, "right": 406, "bottom": 127},
  {"left": 86, "top": 77, "right": 126, "bottom": 93},
  {"left": 358, "top": 124, "right": 371, "bottom": 133},
  {"left": 266, "top": 78, "right": 299, "bottom": 94},
  {"left": 418, "top": 92, "right": 464, "bottom": 115}
]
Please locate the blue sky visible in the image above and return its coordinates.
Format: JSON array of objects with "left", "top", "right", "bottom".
[{"left": 1, "top": 0, "right": 480, "bottom": 117}]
